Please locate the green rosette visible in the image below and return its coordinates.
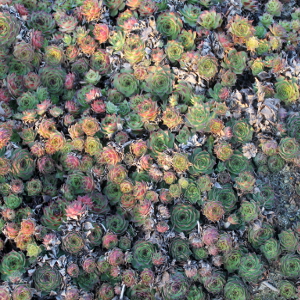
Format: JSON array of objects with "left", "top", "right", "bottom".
[
  {"left": 144, "top": 66, "right": 173, "bottom": 99},
  {"left": 125, "top": 113, "right": 144, "bottom": 133},
  {"left": 39, "top": 66, "right": 66, "bottom": 95},
  {"left": 127, "top": 284, "right": 155, "bottom": 300},
  {"left": 279, "top": 229, "right": 299, "bottom": 253},
  {"left": 148, "top": 130, "right": 174, "bottom": 158},
  {"left": 208, "top": 184, "right": 237, "bottom": 213},
  {"left": 239, "top": 200, "right": 259, "bottom": 223},
  {"left": 225, "top": 151, "right": 250, "bottom": 176},
  {"left": 0, "top": 251, "right": 26, "bottom": 281},
  {"left": 157, "top": 11, "right": 183, "bottom": 40},
  {"left": 132, "top": 241, "right": 156, "bottom": 271},
  {"left": 62, "top": 232, "right": 85, "bottom": 255},
  {"left": 247, "top": 222, "right": 274, "bottom": 249},
  {"left": 278, "top": 280, "right": 297, "bottom": 299},
  {"left": 252, "top": 184, "right": 275, "bottom": 209},
  {"left": 12, "top": 285, "right": 32, "bottom": 300},
  {"left": 187, "top": 285, "right": 206, "bottom": 300},
  {"left": 41, "top": 200, "right": 66, "bottom": 230},
  {"left": 162, "top": 272, "right": 189, "bottom": 300},
  {"left": 280, "top": 254, "right": 300, "bottom": 278},
  {"left": 171, "top": 203, "right": 199, "bottom": 232},
  {"left": 180, "top": 4, "right": 201, "bottom": 27},
  {"left": 186, "top": 102, "right": 213, "bottom": 132},
  {"left": 275, "top": 77, "right": 299, "bottom": 105},
  {"left": 169, "top": 238, "right": 192, "bottom": 261},
  {"left": 86, "top": 223, "right": 103, "bottom": 247},
  {"left": 224, "top": 276, "right": 249, "bottom": 300},
  {"left": 231, "top": 119, "right": 253, "bottom": 143},
  {"left": 75, "top": 271, "right": 99, "bottom": 291},
  {"left": 224, "top": 250, "right": 242, "bottom": 273},
  {"left": 260, "top": 238, "right": 281, "bottom": 261},
  {"left": 165, "top": 40, "right": 184, "bottom": 63},
  {"left": 267, "top": 154, "right": 285, "bottom": 172},
  {"left": 184, "top": 182, "right": 202, "bottom": 204},
  {"left": 238, "top": 253, "right": 264, "bottom": 283},
  {"left": 202, "top": 271, "right": 226, "bottom": 294},
  {"left": 33, "top": 264, "right": 61, "bottom": 293},
  {"left": 113, "top": 72, "right": 139, "bottom": 97},
  {"left": 106, "top": 214, "right": 129, "bottom": 235},
  {"left": 103, "top": 182, "right": 122, "bottom": 205},
  {"left": 278, "top": 137, "right": 300, "bottom": 161},
  {"left": 197, "top": 55, "right": 219, "bottom": 80},
  {"left": 222, "top": 50, "right": 247, "bottom": 74},
  {"left": 287, "top": 114, "right": 300, "bottom": 142},
  {"left": 0, "top": 12, "right": 21, "bottom": 47},
  {"left": 28, "top": 11, "right": 56, "bottom": 35},
  {"left": 11, "top": 149, "right": 35, "bottom": 180},
  {"left": 189, "top": 148, "right": 215, "bottom": 175}
]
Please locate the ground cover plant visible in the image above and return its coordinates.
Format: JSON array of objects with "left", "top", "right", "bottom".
[{"left": 0, "top": 0, "right": 300, "bottom": 299}]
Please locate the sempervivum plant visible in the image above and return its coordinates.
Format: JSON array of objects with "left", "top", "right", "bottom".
[
  {"left": 162, "top": 272, "right": 189, "bottom": 300},
  {"left": 234, "top": 171, "right": 255, "bottom": 192},
  {"left": 171, "top": 204, "right": 200, "bottom": 232},
  {"left": 238, "top": 253, "right": 264, "bottom": 283},
  {"left": 0, "top": 251, "right": 26, "bottom": 281},
  {"left": 230, "top": 119, "right": 253, "bottom": 143},
  {"left": 275, "top": 77, "right": 299, "bottom": 105},
  {"left": 169, "top": 238, "right": 192, "bottom": 261},
  {"left": 260, "top": 238, "right": 281, "bottom": 261},
  {"left": 33, "top": 264, "right": 61, "bottom": 293},
  {"left": 12, "top": 285, "right": 32, "bottom": 300},
  {"left": 224, "top": 276, "right": 249, "bottom": 300},
  {"left": 202, "top": 270, "right": 226, "bottom": 294},
  {"left": 197, "top": 55, "right": 219, "bottom": 80},
  {"left": 0, "top": 12, "right": 21, "bottom": 47},
  {"left": 278, "top": 280, "right": 297, "bottom": 299},
  {"left": 279, "top": 229, "right": 299, "bottom": 253},
  {"left": 156, "top": 11, "right": 183, "bottom": 40},
  {"left": 11, "top": 149, "right": 35, "bottom": 180},
  {"left": 132, "top": 241, "right": 156, "bottom": 271},
  {"left": 278, "top": 137, "right": 300, "bottom": 161},
  {"left": 62, "top": 232, "right": 85, "bottom": 255},
  {"left": 186, "top": 102, "right": 213, "bottom": 132},
  {"left": 280, "top": 254, "right": 300, "bottom": 279}
]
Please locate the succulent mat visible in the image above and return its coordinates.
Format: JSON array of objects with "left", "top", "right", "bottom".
[{"left": 0, "top": 0, "right": 300, "bottom": 299}]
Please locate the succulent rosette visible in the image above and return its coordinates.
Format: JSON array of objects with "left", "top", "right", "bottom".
[
  {"left": 275, "top": 77, "right": 299, "bottom": 105},
  {"left": 184, "top": 182, "right": 202, "bottom": 204},
  {"left": 39, "top": 66, "right": 66, "bottom": 95},
  {"left": 278, "top": 280, "right": 297, "bottom": 299},
  {"left": 225, "top": 150, "right": 250, "bottom": 176},
  {"left": 180, "top": 5, "right": 201, "bottom": 27},
  {"left": 186, "top": 102, "right": 213, "bottom": 132},
  {"left": 123, "top": 34, "right": 145, "bottom": 65},
  {"left": 27, "top": 11, "right": 56, "bottom": 35},
  {"left": 197, "top": 9, "right": 222, "bottom": 30},
  {"left": 41, "top": 200, "right": 66, "bottom": 230},
  {"left": 227, "top": 15, "right": 255, "bottom": 44},
  {"left": 143, "top": 66, "right": 173, "bottom": 99},
  {"left": 148, "top": 130, "right": 174, "bottom": 157},
  {"left": 222, "top": 50, "right": 247, "bottom": 74},
  {"left": 197, "top": 55, "right": 219, "bottom": 80},
  {"left": 106, "top": 214, "right": 129, "bottom": 235},
  {"left": 169, "top": 238, "right": 192, "bottom": 261},
  {"left": 0, "top": 12, "right": 21, "bottom": 47},
  {"left": 171, "top": 204, "right": 199, "bottom": 233},
  {"left": 34, "top": 264, "right": 61, "bottom": 294},
  {"left": 157, "top": 11, "right": 183, "bottom": 40},
  {"left": 0, "top": 251, "right": 26, "bottom": 281},
  {"left": 162, "top": 272, "right": 189, "bottom": 300},
  {"left": 279, "top": 229, "right": 299, "bottom": 253},
  {"left": 248, "top": 222, "right": 274, "bottom": 249},
  {"left": 208, "top": 184, "right": 237, "bottom": 213},
  {"left": 11, "top": 149, "right": 35, "bottom": 180},
  {"left": 260, "top": 238, "right": 281, "bottom": 261},
  {"left": 280, "top": 254, "right": 300, "bottom": 279},
  {"left": 132, "top": 241, "right": 156, "bottom": 271},
  {"left": 128, "top": 284, "right": 155, "bottom": 300},
  {"left": 252, "top": 183, "right": 275, "bottom": 209},
  {"left": 224, "top": 276, "right": 249, "bottom": 300},
  {"left": 189, "top": 148, "right": 216, "bottom": 175},
  {"left": 278, "top": 137, "right": 300, "bottom": 161},
  {"left": 202, "top": 201, "right": 225, "bottom": 222},
  {"left": 0, "top": 287, "right": 10, "bottom": 300},
  {"left": 113, "top": 72, "right": 139, "bottom": 97},
  {"left": 12, "top": 285, "right": 32, "bottom": 300},
  {"left": 165, "top": 40, "right": 184, "bottom": 63},
  {"left": 230, "top": 119, "right": 253, "bottom": 143},
  {"left": 238, "top": 253, "right": 264, "bottom": 283},
  {"left": 224, "top": 250, "right": 242, "bottom": 273},
  {"left": 105, "top": 0, "right": 126, "bottom": 16}
]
